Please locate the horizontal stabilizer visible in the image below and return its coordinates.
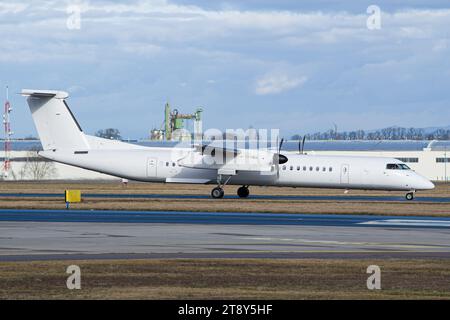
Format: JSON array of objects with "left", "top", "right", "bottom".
[{"left": 22, "top": 89, "right": 69, "bottom": 99}]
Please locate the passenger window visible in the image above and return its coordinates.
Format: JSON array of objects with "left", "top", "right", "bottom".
[
  {"left": 290, "top": 166, "right": 293, "bottom": 171},
  {"left": 316, "top": 167, "right": 320, "bottom": 171},
  {"left": 166, "top": 162, "right": 169, "bottom": 167},
  {"left": 303, "top": 166, "right": 307, "bottom": 171},
  {"left": 329, "top": 167, "right": 333, "bottom": 172},
  {"left": 282, "top": 165, "right": 286, "bottom": 170},
  {"left": 309, "top": 166, "right": 313, "bottom": 171},
  {"left": 297, "top": 166, "right": 300, "bottom": 171},
  {"left": 322, "top": 167, "right": 326, "bottom": 172},
  {"left": 172, "top": 162, "right": 176, "bottom": 167}
]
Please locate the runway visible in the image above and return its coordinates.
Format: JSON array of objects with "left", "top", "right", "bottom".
[
  {"left": 0, "top": 209, "right": 449, "bottom": 261},
  {"left": 0, "top": 192, "right": 450, "bottom": 202},
  {"left": 1, "top": 209, "right": 450, "bottom": 227}
]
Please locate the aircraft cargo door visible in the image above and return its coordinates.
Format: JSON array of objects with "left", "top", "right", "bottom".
[
  {"left": 340, "top": 164, "right": 350, "bottom": 185},
  {"left": 147, "top": 158, "right": 157, "bottom": 178}
]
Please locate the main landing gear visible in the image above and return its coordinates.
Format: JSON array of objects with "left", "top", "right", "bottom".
[
  {"left": 405, "top": 192, "right": 415, "bottom": 201},
  {"left": 211, "top": 185, "right": 251, "bottom": 199},
  {"left": 211, "top": 187, "right": 225, "bottom": 199},
  {"left": 210, "top": 174, "right": 251, "bottom": 199},
  {"left": 237, "top": 186, "right": 250, "bottom": 198},
  {"left": 211, "top": 174, "right": 232, "bottom": 199}
]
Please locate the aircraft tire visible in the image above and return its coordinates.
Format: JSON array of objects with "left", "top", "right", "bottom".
[
  {"left": 237, "top": 186, "right": 250, "bottom": 198},
  {"left": 405, "top": 192, "right": 414, "bottom": 201},
  {"left": 211, "top": 187, "right": 224, "bottom": 199}
]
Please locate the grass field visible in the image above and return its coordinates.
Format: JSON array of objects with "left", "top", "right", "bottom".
[
  {"left": 0, "top": 181, "right": 449, "bottom": 216},
  {"left": 1, "top": 259, "right": 449, "bottom": 300}
]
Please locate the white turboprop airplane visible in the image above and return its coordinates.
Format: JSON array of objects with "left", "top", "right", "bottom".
[{"left": 22, "top": 89, "right": 435, "bottom": 200}]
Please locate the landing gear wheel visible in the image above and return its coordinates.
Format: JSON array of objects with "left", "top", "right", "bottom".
[
  {"left": 405, "top": 192, "right": 414, "bottom": 201},
  {"left": 237, "top": 186, "right": 250, "bottom": 198},
  {"left": 211, "top": 187, "right": 225, "bottom": 199}
]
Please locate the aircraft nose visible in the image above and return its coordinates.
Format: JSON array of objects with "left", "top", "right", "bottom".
[{"left": 415, "top": 177, "right": 435, "bottom": 190}]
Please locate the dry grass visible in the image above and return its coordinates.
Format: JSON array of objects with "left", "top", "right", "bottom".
[
  {"left": 0, "top": 259, "right": 449, "bottom": 300},
  {"left": 0, "top": 181, "right": 449, "bottom": 216},
  {"left": 1, "top": 181, "right": 449, "bottom": 197}
]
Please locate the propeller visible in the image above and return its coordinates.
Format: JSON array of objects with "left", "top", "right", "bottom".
[
  {"left": 275, "top": 137, "right": 288, "bottom": 179},
  {"left": 297, "top": 135, "right": 307, "bottom": 154},
  {"left": 277, "top": 138, "right": 288, "bottom": 164}
]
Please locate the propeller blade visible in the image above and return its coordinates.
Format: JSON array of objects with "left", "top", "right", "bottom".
[
  {"left": 275, "top": 136, "right": 281, "bottom": 178},
  {"left": 302, "top": 136, "right": 306, "bottom": 154},
  {"left": 275, "top": 137, "right": 288, "bottom": 178},
  {"left": 276, "top": 137, "right": 288, "bottom": 166},
  {"left": 279, "top": 138, "right": 284, "bottom": 154}
]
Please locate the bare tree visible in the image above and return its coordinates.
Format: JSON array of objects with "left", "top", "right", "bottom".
[{"left": 19, "top": 147, "right": 57, "bottom": 180}]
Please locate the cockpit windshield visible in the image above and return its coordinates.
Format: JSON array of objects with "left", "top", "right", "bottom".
[{"left": 386, "top": 163, "right": 411, "bottom": 170}]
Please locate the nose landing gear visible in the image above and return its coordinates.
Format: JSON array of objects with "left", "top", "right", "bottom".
[{"left": 405, "top": 192, "right": 415, "bottom": 201}]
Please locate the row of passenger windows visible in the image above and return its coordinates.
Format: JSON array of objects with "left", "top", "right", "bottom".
[
  {"left": 282, "top": 165, "right": 333, "bottom": 172},
  {"left": 165, "top": 159, "right": 448, "bottom": 169}
]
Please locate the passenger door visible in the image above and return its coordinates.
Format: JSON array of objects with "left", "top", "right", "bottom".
[
  {"left": 340, "top": 164, "right": 350, "bottom": 185},
  {"left": 147, "top": 158, "right": 157, "bottom": 177}
]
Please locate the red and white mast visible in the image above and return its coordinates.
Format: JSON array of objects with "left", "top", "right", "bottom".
[{"left": 3, "top": 86, "right": 13, "bottom": 178}]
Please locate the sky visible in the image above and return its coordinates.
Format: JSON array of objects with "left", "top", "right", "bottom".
[{"left": 1, "top": 0, "right": 450, "bottom": 139}]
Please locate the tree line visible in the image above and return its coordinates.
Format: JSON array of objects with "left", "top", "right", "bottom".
[{"left": 292, "top": 127, "right": 450, "bottom": 141}]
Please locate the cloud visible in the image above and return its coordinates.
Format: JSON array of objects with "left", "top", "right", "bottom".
[
  {"left": 2, "top": 1, "right": 450, "bottom": 64},
  {"left": 2, "top": 0, "right": 450, "bottom": 137},
  {"left": 255, "top": 74, "right": 307, "bottom": 95},
  {"left": 0, "top": 2, "right": 28, "bottom": 14}
]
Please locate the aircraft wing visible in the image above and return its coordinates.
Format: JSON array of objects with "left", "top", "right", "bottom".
[
  {"left": 194, "top": 144, "right": 240, "bottom": 158},
  {"left": 178, "top": 145, "right": 275, "bottom": 174}
]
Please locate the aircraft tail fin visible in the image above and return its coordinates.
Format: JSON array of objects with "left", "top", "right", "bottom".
[{"left": 22, "top": 89, "right": 90, "bottom": 151}]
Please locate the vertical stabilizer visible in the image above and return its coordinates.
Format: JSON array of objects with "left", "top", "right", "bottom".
[{"left": 22, "top": 89, "right": 89, "bottom": 151}]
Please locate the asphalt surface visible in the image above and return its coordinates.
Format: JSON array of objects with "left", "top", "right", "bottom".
[
  {"left": 0, "top": 209, "right": 449, "bottom": 261},
  {"left": 0, "top": 192, "right": 450, "bottom": 202},
  {"left": 1, "top": 209, "right": 450, "bottom": 227}
]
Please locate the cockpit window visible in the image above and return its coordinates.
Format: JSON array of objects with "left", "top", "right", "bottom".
[{"left": 386, "top": 163, "right": 411, "bottom": 170}]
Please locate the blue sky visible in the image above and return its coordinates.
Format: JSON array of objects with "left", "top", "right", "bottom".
[{"left": 1, "top": 0, "right": 450, "bottom": 139}]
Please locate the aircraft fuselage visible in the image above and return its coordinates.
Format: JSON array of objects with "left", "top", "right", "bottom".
[{"left": 40, "top": 147, "right": 434, "bottom": 192}]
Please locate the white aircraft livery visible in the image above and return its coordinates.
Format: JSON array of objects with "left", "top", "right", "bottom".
[{"left": 22, "top": 89, "right": 435, "bottom": 200}]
